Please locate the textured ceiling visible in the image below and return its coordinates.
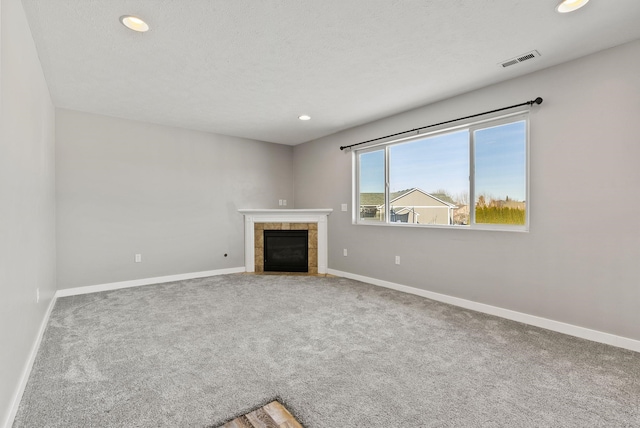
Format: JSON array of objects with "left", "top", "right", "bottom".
[{"left": 21, "top": 0, "right": 640, "bottom": 145}]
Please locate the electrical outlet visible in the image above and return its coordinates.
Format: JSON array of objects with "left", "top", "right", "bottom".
[
  {"left": 283, "top": 200, "right": 287, "bottom": 206},
  {"left": 343, "top": 249, "right": 348, "bottom": 256},
  {"left": 395, "top": 256, "right": 400, "bottom": 265},
  {"left": 36, "top": 288, "right": 40, "bottom": 303},
  {"left": 135, "top": 254, "right": 142, "bottom": 263},
  {"left": 279, "top": 199, "right": 283, "bottom": 206},
  {"left": 341, "top": 203, "right": 348, "bottom": 211}
]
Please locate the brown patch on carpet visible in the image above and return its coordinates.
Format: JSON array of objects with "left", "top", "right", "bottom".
[{"left": 220, "top": 401, "right": 303, "bottom": 428}]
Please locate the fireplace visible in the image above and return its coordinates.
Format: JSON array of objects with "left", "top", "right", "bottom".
[
  {"left": 263, "top": 230, "right": 308, "bottom": 272},
  {"left": 238, "top": 209, "right": 332, "bottom": 274}
]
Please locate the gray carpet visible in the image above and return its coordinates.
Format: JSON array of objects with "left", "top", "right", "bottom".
[{"left": 13, "top": 274, "right": 640, "bottom": 427}]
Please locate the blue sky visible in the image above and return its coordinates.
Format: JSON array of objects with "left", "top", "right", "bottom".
[
  {"left": 359, "top": 150, "right": 385, "bottom": 193},
  {"left": 359, "top": 121, "right": 526, "bottom": 202},
  {"left": 390, "top": 130, "right": 469, "bottom": 196},
  {"left": 474, "top": 121, "right": 526, "bottom": 201}
]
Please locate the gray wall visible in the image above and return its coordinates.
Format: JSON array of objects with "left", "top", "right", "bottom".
[
  {"left": 56, "top": 110, "right": 293, "bottom": 289},
  {"left": 293, "top": 40, "right": 640, "bottom": 341},
  {"left": 0, "top": 0, "right": 57, "bottom": 425}
]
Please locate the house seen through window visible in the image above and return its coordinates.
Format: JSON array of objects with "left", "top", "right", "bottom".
[{"left": 356, "top": 114, "right": 528, "bottom": 231}]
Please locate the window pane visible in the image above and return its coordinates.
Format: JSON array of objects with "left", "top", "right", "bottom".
[
  {"left": 474, "top": 121, "right": 526, "bottom": 225},
  {"left": 389, "top": 130, "right": 469, "bottom": 225},
  {"left": 359, "top": 150, "right": 385, "bottom": 222}
]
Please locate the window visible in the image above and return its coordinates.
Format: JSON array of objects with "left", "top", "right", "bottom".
[
  {"left": 356, "top": 113, "right": 529, "bottom": 231},
  {"left": 358, "top": 149, "right": 386, "bottom": 222}
]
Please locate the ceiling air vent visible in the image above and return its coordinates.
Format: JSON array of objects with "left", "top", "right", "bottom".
[{"left": 499, "top": 50, "right": 541, "bottom": 68}]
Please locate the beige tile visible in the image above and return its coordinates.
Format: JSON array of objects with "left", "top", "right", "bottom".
[
  {"left": 291, "top": 223, "right": 308, "bottom": 230},
  {"left": 255, "top": 231, "right": 264, "bottom": 249},
  {"left": 251, "top": 271, "right": 329, "bottom": 277},
  {"left": 255, "top": 246, "right": 263, "bottom": 257},
  {"left": 254, "top": 223, "right": 264, "bottom": 230},
  {"left": 255, "top": 247, "right": 263, "bottom": 268},
  {"left": 308, "top": 230, "right": 318, "bottom": 248},
  {"left": 308, "top": 223, "right": 318, "bottom": 230},
  {"left": 308, "top": 249, "right": 318, "bottom": 267},
  {"left": 281, "top": 223, "right": 291, "bottom": 230},
  {"left": 264, "top": 223, "right": 282, "bottom": 230}
]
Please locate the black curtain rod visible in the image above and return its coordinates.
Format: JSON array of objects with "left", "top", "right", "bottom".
[{"left": 339, "top": 97, "right": 543, "bottom": 151}]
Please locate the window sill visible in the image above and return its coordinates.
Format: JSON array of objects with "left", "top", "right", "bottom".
[{"left": 353, "top": 220, "right": 529, "bottom": 233}]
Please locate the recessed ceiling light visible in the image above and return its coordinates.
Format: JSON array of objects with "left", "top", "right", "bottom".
[
  {"left": 298, "top": 115, "right": 311, "bottom": 121},
  {"left": 556, "top": 0, "right": 589, "bottom": 13},
  {"left": 120, "top": 15, "right": 149, "bottom": 32}
]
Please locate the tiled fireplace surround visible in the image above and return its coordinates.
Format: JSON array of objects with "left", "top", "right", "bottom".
[
  {"left": 238, "top": 209, "right": 332, "bottom": 274},
  {"left": 254, "top": 222, "right": 317, "bottom": 273}
]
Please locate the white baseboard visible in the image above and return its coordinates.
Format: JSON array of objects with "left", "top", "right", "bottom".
[
  {"left": 55, "top": 267, "right": 246, "bottom": 298},
  {"left": 4, "top": 295, "right": 57, "bottom": 428},
  {"left": 328, "top": 269, "right": 640, "bottom": 353}
]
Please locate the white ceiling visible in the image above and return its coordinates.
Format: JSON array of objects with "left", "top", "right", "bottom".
[{"left": 22, "top": 0, "right": 640, "bottom": 145}]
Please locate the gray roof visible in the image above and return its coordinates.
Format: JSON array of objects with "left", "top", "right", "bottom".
[
  {"left": 359, "top": 190, "right": 413, "bottom": 206},
  {"left": 360, "top": 188, "right": 457, "bottom": 208}
]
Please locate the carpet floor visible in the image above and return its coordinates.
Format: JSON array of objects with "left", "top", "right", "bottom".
[{"left": 13, "top": 274, "right": 640, "bottom": 427}]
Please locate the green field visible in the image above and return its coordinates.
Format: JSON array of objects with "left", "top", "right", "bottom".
[{"left": 475, "top": 206, "right": 525, "bottom": 225}]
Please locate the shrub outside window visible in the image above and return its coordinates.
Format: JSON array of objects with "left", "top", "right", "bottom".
[{"left": 355, "top": 113, "right": 529, "bottom": 231}]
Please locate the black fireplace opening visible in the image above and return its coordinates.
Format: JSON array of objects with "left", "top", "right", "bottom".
[{"left": 264, "top": 230, "right": 308, "bottom": 272}]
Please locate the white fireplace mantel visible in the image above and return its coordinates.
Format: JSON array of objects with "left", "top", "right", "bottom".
[{"left": 238, "top": 209, "right": 333, "bottom": 273}]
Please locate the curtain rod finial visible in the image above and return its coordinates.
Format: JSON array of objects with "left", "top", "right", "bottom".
[{"left": 534, "top": 97, "right": 543, "bottom": 105}]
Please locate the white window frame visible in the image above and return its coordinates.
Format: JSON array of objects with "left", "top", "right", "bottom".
[{"left": 353, "top": 111, "right": 530, "bottom": 232}]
